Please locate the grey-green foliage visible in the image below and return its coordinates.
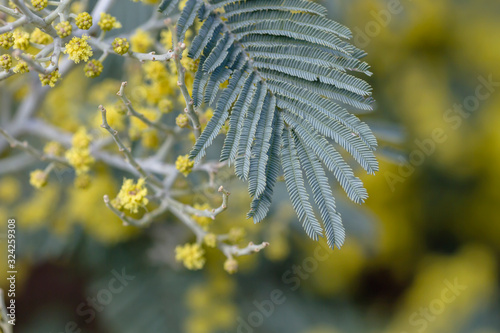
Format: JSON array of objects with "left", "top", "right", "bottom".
[{"left": 159, "top": 0, "right": 378, "bottom": 249}]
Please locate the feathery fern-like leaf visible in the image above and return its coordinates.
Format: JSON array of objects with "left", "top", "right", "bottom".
[
  {"left": 167, "top": 0, "right": 379, "bottom": 249},
  {"left": 294, "top": 132, "right": 345, "bottom": 248},
  {"left": 247, "top": 111, "right": 284, "bottom": 222},
  {"left": 281, "top": 127, "right": 323, "bottom": 240}
]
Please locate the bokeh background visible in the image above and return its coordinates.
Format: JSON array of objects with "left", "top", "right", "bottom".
[{"left": 1, "top": 0, "right": 500, "bottom": 332}]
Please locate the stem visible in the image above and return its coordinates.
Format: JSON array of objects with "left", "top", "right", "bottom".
[
  {"left": 169, "top": 24, "right": 201, "bottom": 139},
  {"left": 117, "top": 82, "right": 175, "bottom": 135},
  {"left": 0, "top": 127, "right": 70, "bottom": 166},
  {"left": 99, "top": 105, "right": 164, "bottom": 189},
  {"left": 103, "top": 194, "right": 170, "bottom": 227}
]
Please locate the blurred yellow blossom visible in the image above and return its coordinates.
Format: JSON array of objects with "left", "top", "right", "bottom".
[
  {"left": 130, "top": 29, "right": 153, "bottom": 53},
  {"left": 98, "top": 12, "right": 121, "bottom": 31},
  {"left": 29, "top": 169, "right": 48, "bottom": 189},
  {"left": 31, "top": 0, "right": 47, "bottom": 10},
  {"left": 44, "top": 141, "right": 64, "bottom": 156},
  {"left": 30, "top": 28, "right": 52, "bottom": 44},
  {"left": 223, "top": 258, "right": 238, "bottom": 274},
  {"left": 0, "top": 54, "right": 12, "bottom": 71},
  {"left": 203, "top": 233, "right": 217, "bottom": 248},
  {"left": 0, "top": 32, "right": 14, "bottom": 49},
  {"left": 176, "top": 243, "right": 205, "bottom": 270},
  {"left": 176, "top": 154, "right": 194, "bottom": 176},
  {"left": 13, "top": 30, "right": 30, "bottom": 50},
  {"left": 192, "top": 203, "right": 212, "bottom": 229}
]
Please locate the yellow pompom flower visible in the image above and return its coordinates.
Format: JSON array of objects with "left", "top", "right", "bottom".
[
  {"left": 141, "top": 130, "right": 159, "bottom": 149},
  {"left": 75, "top": 12, "right": 93, "bottom": 30},
  {"left": 175, "top": 243, "right": 205, "bottom": 270},
  {"left": 158, "top": 99, "right": 174, "bottom": 113},
  {"left": 39, "top": 69, "right": 61, "bottom": 87},
  {"left": 113, "top": 178, "right": 149, "bottom": 214},
  {"left": 72, "top": 127, "right": 92, "bottom": 149},
  {"left": 176, "top": 113, "right": 189, "bottom": 128},
  {"left": 65, "top": 147, "right": 94, "bottom": 174},
  {"left": 55, "top": 21, "right": 72, "bottom": 38},
  {"left": 84, "top": 59, "right": 103, "bottom": 78},
  {"left": 112, "top": 37, "right": 129, "bottom": 55},
  {"left": 30, "top": 28, "right": 52, "bottom": 44},
  {"left": 64, "top": 35, "right": 93, "bottom": 63},
  {"left": 65, "top": 127, "right": 94, "bottom": 174},
  {"left": 0, "top": 54, "right": 12, "bottom": 71},
  {"left": 192, "top": 203, "right": 212, "bottom": 230},
  {"left": 130, "top": 29, "right": 153, "bottom": 53},
  {"left": 98, "top": 13, "right": 121, "bottom": 32},
  {"left": 223, "top": 258, "right": 238, "bottom": 274},
  {"left": 0, "top": 32, "right": 15, "bottom": 49},
  {"left": 29, "top": 169, "right": 48, "bottom": 189},
  {"left": 175, "top": 154, "right": 194, "bottom": 176},
  {"left": 160, "top": 29, "right": 172, "bottom": 50},
  {"left": 44, "top": 141, "right": 64, "bottom": 156},
  {"left": 13, "top": 30, "right": 30, "bottom": 50},
  {"left": 181, "top": 56, "right": 199, "bottom": 72},
  {"left": 13, "top": 60, "right": 29, "bottom": 74},
  {"left": 203, "top": 233, "right": 217, "bottom": 248},
  {"left": 143, "top": 61, "right": 168, "bottom": 81},
  {"left": 228, "top": 227, "right": 245, "bottom": 244}
]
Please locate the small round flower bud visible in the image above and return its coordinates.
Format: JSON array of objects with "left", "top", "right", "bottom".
[
  {"left": 176, "top": 113, "right": 189, "bottom": 128},
  {"left": 31, "top": 0, "right": 48, "bottom": 11},
  {"left": 84, "top": 59, "right": 103, "bottom": 78},
  {"left": 0, "top": 54, "right": 12, "bottom": 71},
  {"left": 0, "top": 32, "right": 15, "bottom": 49},
  {"left": 175, "top": 154, "right": 194, "bottom": 177},
  {"left": 55, "top": 21, "right": 72, "bottom": 38},
  {"left": 158, "top": 99, "right": 173, "bottom": 113},
  {"left": 98, "top": 13, "right": 121, "bottom": 32},
  {"left": 223, "top": 258, "right": 238, "bottom": 274},
  {"left": 75, "top": 12, "right": 93, "bottom": 30},
  {"left": 29, "top": 169, "right": 48, "bottom": 189},
  {"left": 13, "top": 30, "right": 30, "bottom": 50},
  {"left": 39, "top": 69, "right": 61, "bottom": 87},
  {"left": 203, "top": 233, "right": 217, "bottom": 248},
  {"left": 112, "top": 37, "right": 129, "bottom": 55},
  {"left": 13, "top": 60, "right": 29, "bottom": 74},
  {"left": 44, "top": 141, "right": 64, "bottom": 157}
]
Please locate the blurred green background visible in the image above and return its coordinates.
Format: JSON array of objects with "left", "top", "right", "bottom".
[{"left": 1, "top": 0, "right": 500, "bottom": 332}]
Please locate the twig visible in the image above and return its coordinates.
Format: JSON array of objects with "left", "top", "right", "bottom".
[
  {"left": 173, "top": 186, "right": 230, "bottom": 219},
  {"left": 117, "top": 82, "right": 175, "bottom": 134},
  {"left": 103, "top": 194, "right": 170, "bottom": 227},
  {"left": 99, "top": 105, "right": 164, "bottom": 189},
  {"left": 169, "top": 23, "right": 201, "bottom": 139},
  {"left": 0, "top": 127, "right": 70, "bottom": 166},
  {"left": 11, "top": 0, "right": 58, "bottom": 37},
  {"left": 0, "top": 15, "right": 26, "bottom": 34},
  {"left": 88, "top": 37, "right": 175, "bottom": 62}
]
